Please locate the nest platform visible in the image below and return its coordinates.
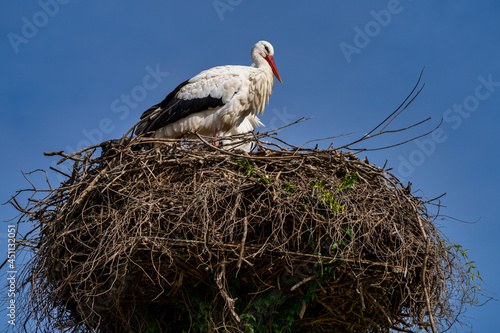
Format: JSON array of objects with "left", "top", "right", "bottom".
[{"left": 10, "top": 132, "right": 469, "bottom": 333}]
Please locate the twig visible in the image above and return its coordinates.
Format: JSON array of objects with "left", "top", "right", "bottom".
[
  {"left": 236, "top": 217, "right": 248, "bottom": 276},
  {"left": 290, "top": 275, "right": 315, "bottom": 291},
  {"left": 216, "top": 262, "right": 240, "bottom": 322},
  {"left": 357, "top": 279, "right": 366, "bottom": 312},
  {"left": 362, "top": 67, "right": 425, "bottom": 140}
]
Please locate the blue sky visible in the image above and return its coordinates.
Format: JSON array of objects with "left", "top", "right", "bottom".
[{"left": 1, "top": 1, "right": 499, "bottom": 331}]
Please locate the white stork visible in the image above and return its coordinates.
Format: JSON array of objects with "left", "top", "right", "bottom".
[{"left": 135, "top": 40, "right": 282, "bottom": 148}]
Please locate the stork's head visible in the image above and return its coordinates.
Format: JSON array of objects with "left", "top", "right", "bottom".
[{"left": 252, "top": 41, "right": 282, "bottom": 83}]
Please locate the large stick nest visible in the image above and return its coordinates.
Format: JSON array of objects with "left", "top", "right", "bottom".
[
  {"left": 8, "top": 74, "right": 475, "bottom": 332},
  {"left": 10, "top": 128, "right": 469, "bottom": 332}
]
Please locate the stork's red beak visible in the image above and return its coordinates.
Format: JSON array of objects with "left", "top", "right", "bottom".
[{"left": 265, "top": 55, "right": 282, "bottom": 83}]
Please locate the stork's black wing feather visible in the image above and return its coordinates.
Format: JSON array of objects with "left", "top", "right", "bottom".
[{"left": 135, "top": 79, "right": 225, "bottom": 135}]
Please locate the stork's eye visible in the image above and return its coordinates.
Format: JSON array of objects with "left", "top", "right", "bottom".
[{"left": 264, "top": 45, "right": 270, "bottom": 54}]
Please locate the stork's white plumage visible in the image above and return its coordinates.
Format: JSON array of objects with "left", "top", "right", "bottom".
[
  {"left": 135, "top": 41, "right": 282, "bottom": 144},
  {"left": 219, "top": 114, "right": 264, "bottom": 151}
]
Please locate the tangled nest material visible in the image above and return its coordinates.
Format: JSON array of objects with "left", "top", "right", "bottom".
[
  {"left": 7, "top": 75, "right": 475, "bottom": 332},
  {"left": 9, "top": 127, "right": 472, "bottom": 333}
]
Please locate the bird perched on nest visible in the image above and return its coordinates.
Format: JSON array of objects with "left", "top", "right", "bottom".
[{"left": 135, "top": 40, "right": 282, "bottom": 150}]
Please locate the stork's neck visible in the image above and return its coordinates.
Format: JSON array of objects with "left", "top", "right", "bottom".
[
  {"left": 251, "top": 50, "right": 270, "bottom": 70},
  {"left": 246, "top": 62, "right": 274, "bottom": 119}
]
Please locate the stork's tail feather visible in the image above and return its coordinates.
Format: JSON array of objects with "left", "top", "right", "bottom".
[{"left": 135, "top": 104, "right": 160, "bottom": 135}]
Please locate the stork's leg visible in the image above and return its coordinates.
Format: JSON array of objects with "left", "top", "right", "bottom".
[{"left": 213, "top": 130, "right": 218, "bottom": 146}]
